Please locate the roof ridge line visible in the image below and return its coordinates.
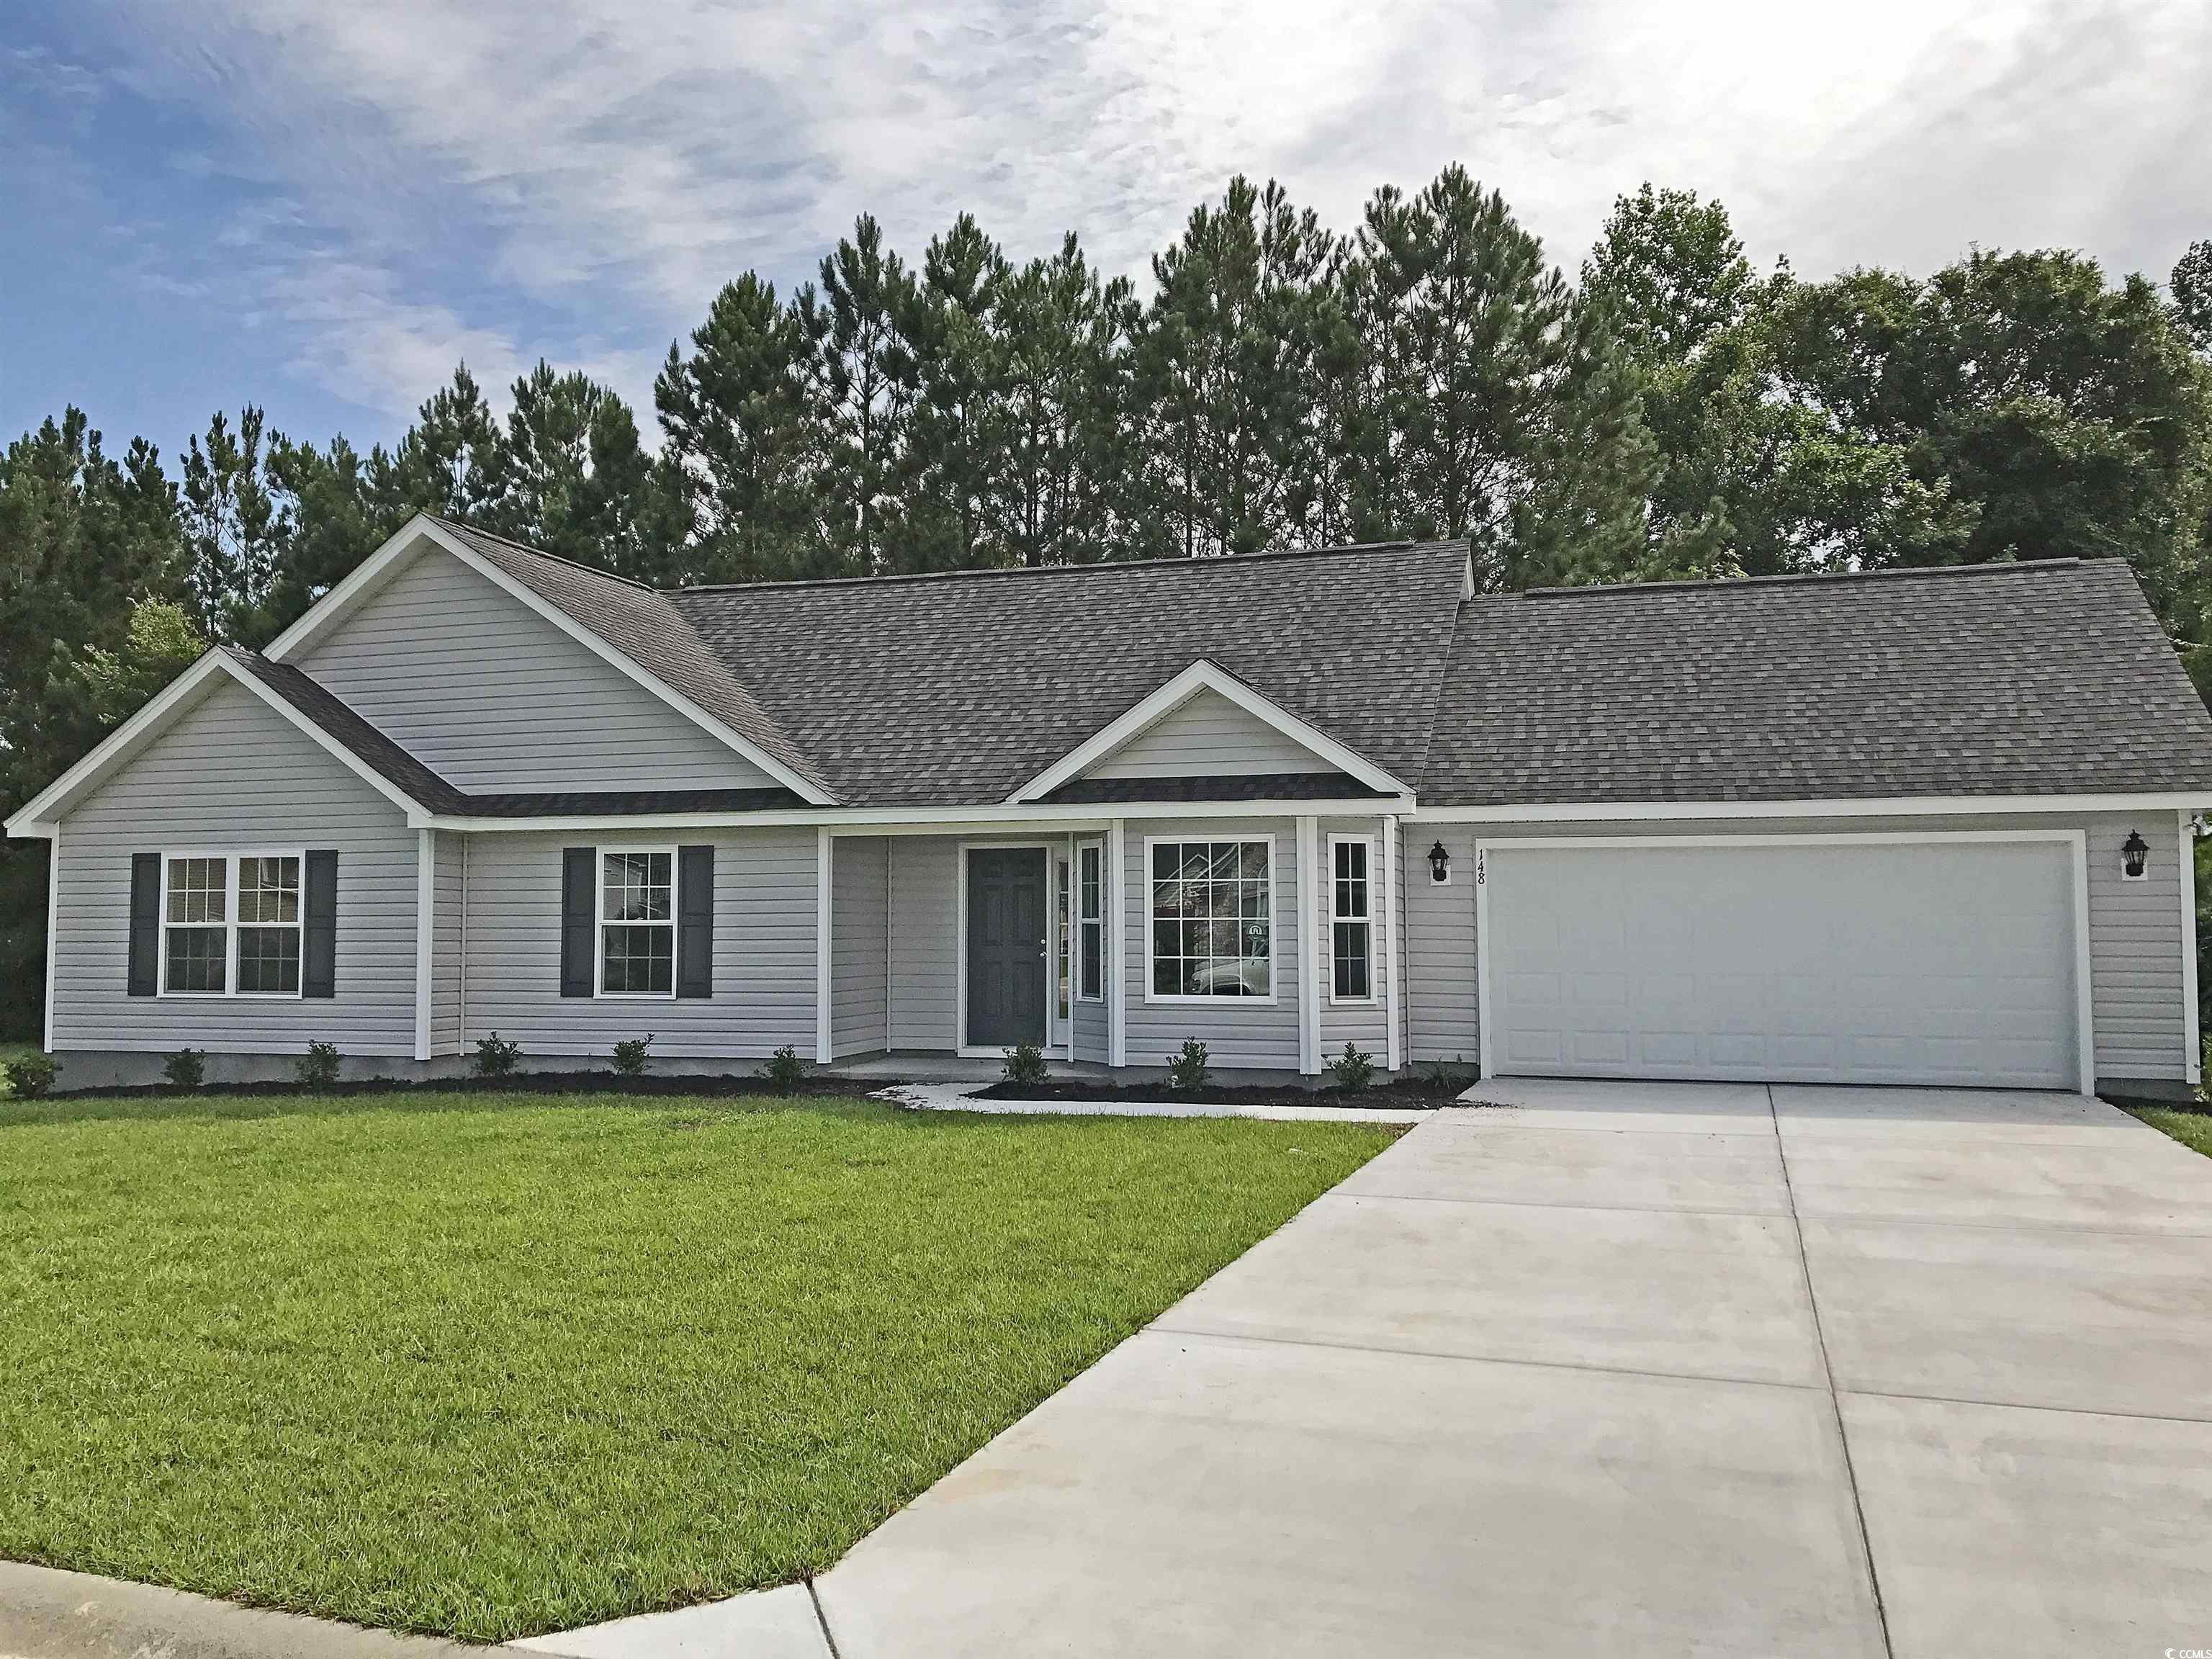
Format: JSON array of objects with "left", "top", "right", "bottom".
[
  {"left": 673, "top": 539, "right": 1466, "bottom": 595},
  {"left": 1517, "top": 557, "right": 2088, "bottom": 600},
  {"left": 428, "top": 515, "right": 660, "bottom": 593}
]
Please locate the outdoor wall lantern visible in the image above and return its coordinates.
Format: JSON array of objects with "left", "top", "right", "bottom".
[
  {"left": 2121, "top": 830, "right": 2150, "bottom": 881},
  {"left": 1427, "top": 840, "right": 1452, "bottom": 884}
]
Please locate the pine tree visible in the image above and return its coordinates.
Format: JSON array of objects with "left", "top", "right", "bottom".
[
  {"left": 983, "top": 235, "right": 1136, "bottom": 566},
  {"left": 498, "top": 362, "right": 653, "bottom": 575},
  {"left": 1131, "top": 176, "right": 1339, "bottom": 558},
  {"left": 387, "top": 364, "right": 512, "bottom": 523},
  {"left": 799, "top": 215, "right": 918, "bottom": 575},
  {"left": 900, "top": 213, "right": 1007, "bottom": 571},
  {"left": 180, "top": 407, "right": 288, "bottom": 644},
  {"left": 654, "top": 273, "right": 822, "bottom": 583}
]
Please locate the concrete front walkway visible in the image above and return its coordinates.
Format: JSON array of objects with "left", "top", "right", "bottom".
[{"left": 800, "top": 1080, "right": 2212, "bottom": 1659}]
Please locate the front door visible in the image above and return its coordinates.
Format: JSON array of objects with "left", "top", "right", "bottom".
[{"left": 967, "top": 848, "right": 1048, "bottom": 1049}]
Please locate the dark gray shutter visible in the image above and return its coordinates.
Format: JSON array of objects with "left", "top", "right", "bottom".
[
  {"left": 561, "top": 847, "right": 596, "bottom": 997},
  {"left": 302, "top": 850, "right": 338, "bottom": 998},
  {"left": 127, "top": 853, "right": 160, "bottom": 997},
  {"left": 677, "top": 844, "right": 714, "bottom": 999}
]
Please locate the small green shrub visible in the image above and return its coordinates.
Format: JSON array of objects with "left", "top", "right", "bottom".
[
  {"left": 1326, "top": 1042, "right": 1375, "bottom": 1092},
  {"left": 163, "top": 1048, "right": 207, "bottom": 1089},
  {"left": 762, "top": 1044, "right": 806, "bottom": 1093},
  {"left": 1001, "top": 1041, "right": 1047, "bottom": 1088},
  {"left": 5, "top": 1053, "right": 58, "bottom": 1099},
  {"left": 1166, "top": 1038, "right": 1210, "bottom": 1093},
  {"left": 472, "top": 1032, "right": 522, "bottom": 1079},
  {"left": 612, "top": 1035, "right": 655, "bottom": 1077},
  {"left": 295, "top": 1041, "right": 342, "bottom": 1087}
]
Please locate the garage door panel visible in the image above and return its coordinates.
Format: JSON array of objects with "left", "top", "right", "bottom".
[{"left": 1483, "top": 841, "right": 2079, "bottom": 1089}]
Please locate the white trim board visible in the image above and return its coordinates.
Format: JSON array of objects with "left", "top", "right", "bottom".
[
  {"left": 2183, "top": 810, "right": 2202, "bottom": 1087},
  {"left": 1004, "top": 659, "right": 1409, "bottom": 804},
  {"left": 1414, "top": 792, "right": 2212, "bottom": 823},
  {"left": 1472, "top": 829, "right": 2095, "bottom": 1097},
  {"left": 42, "top": 825, "right": 60, "bottom": 1053},
  {"left": 414, "top": 830, "right": 435, "bottom": 1060},
  {"left": 262, "top": 515, "right": 834, "bottom": 806}
]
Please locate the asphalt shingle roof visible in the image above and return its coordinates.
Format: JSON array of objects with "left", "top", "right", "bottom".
[
  {"left": 1421, "top": 558, "right": 2212, "bottom": 806},
  {"left": 258, "top": 521, "right": 2212, "bottom": 819},
  {"left": 670, "top": 542, "right": 1472, "bottom": 808}
]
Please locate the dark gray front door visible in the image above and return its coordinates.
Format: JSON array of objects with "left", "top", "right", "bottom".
[{"left": 967, "top": 848, "right": 1048, "bottom": 1049}]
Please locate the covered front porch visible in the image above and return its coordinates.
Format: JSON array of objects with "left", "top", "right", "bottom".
[{"left": 813, "top": 812, "right": 1410, "bottom": 1079}]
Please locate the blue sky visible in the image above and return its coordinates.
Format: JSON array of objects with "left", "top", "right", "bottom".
[{"left": 8, "top": 1, "right": 2208, "bottom": 463}]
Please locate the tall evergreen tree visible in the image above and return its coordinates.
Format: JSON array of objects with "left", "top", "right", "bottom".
[
  {"left": 654, "top": 273, "right": 822, "bottom": 583},
  {"left": 799, "top": 215, "right": 918, "bottom": 575},
  {"left": 498, "top": 362, "right": 653, "bottom": 575},
  {"left": 983, "top": 235, "right": 1136, "bottom": 566},
  {"left": 387, "top": 363, "right": 512, "bottom": 523},
  {"left": 2173, "top": 238, "right": 2212, "bottom": 354},
  {"left": 900, "top": 213, "right": 1007, "bottom": 571},
  {"left": 180, "top": 407, "right": 289, "bottom": 644},
  {"left": 1131, "top": 176, "right": 1339, "bottom": 558}
]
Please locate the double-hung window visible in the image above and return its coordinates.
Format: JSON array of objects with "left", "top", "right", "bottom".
[
  {"left": 161, "top": 853, "right": 302, "bottom": 997},
  {"left": 599, "top": 850, "right": 675, "bottom": 997},
  {"left": 1329, "top": 836, "right": 1374, "bottom": 1002},
  {"left": 1148, "top": 838, "right": 1272, "bottom": 1000},
  {"left": 1076, "top": 841, "right": 1105, "bottom": 1002}
]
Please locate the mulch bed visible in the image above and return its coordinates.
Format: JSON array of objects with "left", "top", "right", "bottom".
[
  {"left": 32, "top": 1071, "right": 879, "bottom": 1103},
  {"left": 971, "top": 1075, "right": 1463, "bottom": 1110}
]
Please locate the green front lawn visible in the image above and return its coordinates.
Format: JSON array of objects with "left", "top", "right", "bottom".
[
  {"left": 2128, "top": 1105, "right": 2212, "bottom": 1158},
  {"left": 0, "top": 1089, "right": 1397, "bottom": 1639}
]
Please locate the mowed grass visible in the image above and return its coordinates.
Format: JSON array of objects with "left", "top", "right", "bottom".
[
  {"left": 2128, "top": 1105, "right": 2212, "bottom": 1158},
  {"left": 0, "top": 1090, "right": 1398, "bottom": 1639}
]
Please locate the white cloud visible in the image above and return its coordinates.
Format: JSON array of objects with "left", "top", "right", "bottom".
[{"left": 76, "top": 0, "right": 2212, "bottom": 428}]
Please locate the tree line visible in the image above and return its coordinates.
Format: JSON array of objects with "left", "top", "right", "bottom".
[{"left": 6, "top": 165, "right": 2212, "bottom": 1035}]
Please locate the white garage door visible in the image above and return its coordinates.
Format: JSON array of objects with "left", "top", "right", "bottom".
[{"left": 1480, "top": 837, "right": 2082, "bottom": 1089}]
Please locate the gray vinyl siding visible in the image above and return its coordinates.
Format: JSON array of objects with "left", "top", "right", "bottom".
[
  {"left": 1403, "top": 811, "right": 2189, "bottom": 1085},
  {"left": 431, "top": 830, "right": 464, "bottom": 1056},
  {"left": 1316, "top": 817, "right": 1390, "bottom": 1064},
  {"left": 51, "top": 678, "right": 418, "bottom": 1056},
  {"left": 889, "top": 837, "right": 958, "bottom": 1050},
  {"left": 1086, "top": 690, "right": 1332, "bottom": 780},
  {"left": 299, "top": 544, "right": 768, "bottom": 792},
  {"left": 832, "top": 835, "right": 889, "bottom": 1058},
  {"left": 459, "top": 828, "right": 816, "bottom": 1058},
  {"left": 1123, "top": 817, "right": 1301, "bottom": 1071}
]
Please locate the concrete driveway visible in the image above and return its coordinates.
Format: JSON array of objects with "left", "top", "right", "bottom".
[{"left": 815, "top": 1081, "right": 2212, "bottom": 1659}]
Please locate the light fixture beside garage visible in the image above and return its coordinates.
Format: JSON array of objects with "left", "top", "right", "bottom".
[
  {"left": 2121, "top": 830, "right": 2150, "bottom": 881},
  {"left": 1427, "top": 841, "right": 1451, "bottom": 884}
]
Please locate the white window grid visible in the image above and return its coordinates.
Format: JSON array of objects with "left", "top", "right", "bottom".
[
  {"left": 1143, "top": 837, "right": 1276, "bottom": 1004},
  {"left": 1328, "top": 834, "right": 1376, "bottom": 1004},
  {"left": 596, "top": 847, "right": 678, "bottom": 999},
  {"left": 158, "top": 850, "right": 305, "bottom": 999}
]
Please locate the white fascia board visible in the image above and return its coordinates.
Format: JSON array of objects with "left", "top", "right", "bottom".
[
  {"left": 426, "top": 796, "right": 1419, "bottom": 835},
  {"left": 4, "top": 650, "right": 434, "bottom": 837},
  {"left": 266, "top": 514, "right": 836, "bottom": 808},
  {"left": 1411, "top": 792, "right": 2212, "bottom": 823},
  {"left": 1004, "top": 659, "right": 1411, "bottom": 804}
]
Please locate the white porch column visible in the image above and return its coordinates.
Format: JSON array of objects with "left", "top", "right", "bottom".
[
  {"left": 1382, "top": 814, "right": 1403, "bottom": 1074},
  {"left": 1297, "top": 814, "right": 1320, "bottom": 1074},
  {"left": 2184, "top": 809, "right": 2201, "bottom": 1087},
  {"left": 414, "top": 827, "right": 434, "bottom": 1062},
  {"left": 815, "top": 827, "right": 834, "bottom": 1064},
  {"left": 42, "top": 827, "right": 60, "bottom": 1056},
  {"left": 1108, "top": 819, "right": 1127, "bottom": 1068}
]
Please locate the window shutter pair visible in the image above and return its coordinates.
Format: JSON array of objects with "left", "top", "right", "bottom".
[
  {"left": 559, "top": 845, "right": 713, "bottom": 998},
  {"left": 127, "top": 850, "right": 337, "bottom": 997}
]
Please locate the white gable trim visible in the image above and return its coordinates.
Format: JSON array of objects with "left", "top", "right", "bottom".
[
  {"left": 264, "top": 514, "right": 835, "bottom": 806},
  {"left": 4, "top": 650, "right": 432, "bottom": 836},
  {"left": 1004, "top": 660, "right": 1410, "bottom": 805}
]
